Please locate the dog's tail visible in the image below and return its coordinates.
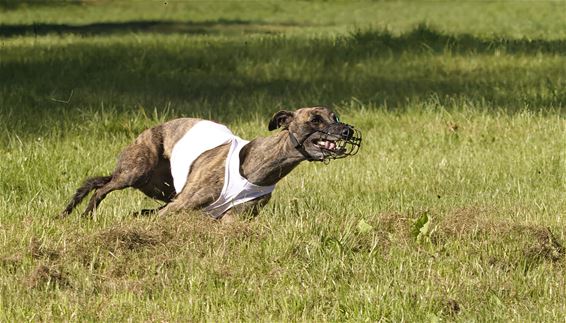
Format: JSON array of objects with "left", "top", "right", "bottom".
[{"left": 60, "top": 175, "right": 112, "bottom": 217}]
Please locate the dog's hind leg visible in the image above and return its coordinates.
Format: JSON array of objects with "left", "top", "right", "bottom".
[
  {"left": 81, "top": 176, "right": 133, "bottom": 217},
  {"left": 81, "top": 155, "right": 158, "bottom": 217},
  {"left": 60, "top": 175, "right": 112, "bottom": 217},
  {"left": 81, "top": 128, "right": 165, "bottom": 217}
]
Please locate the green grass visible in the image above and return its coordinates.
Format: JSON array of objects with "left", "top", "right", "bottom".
[{"left": 1, "top": 1, "right": 565, "bottom": 321}]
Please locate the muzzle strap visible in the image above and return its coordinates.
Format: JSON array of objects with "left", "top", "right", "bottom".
[{"left": 288, "top": 131, "right": 318, "bottom": 162}]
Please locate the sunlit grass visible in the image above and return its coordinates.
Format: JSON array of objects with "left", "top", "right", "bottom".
[{"left": 1, "top": 1, "right": 565, "bottom": 321}]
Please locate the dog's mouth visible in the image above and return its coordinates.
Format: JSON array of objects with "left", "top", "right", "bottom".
[
  {"left": 313, "top": 138, "right": 346, "bottom": 154},
  {"left": 310, "top": 125, "right": 361, "bottom": 161},
  {"left": 291, "top": 123, "right": 361, "bottom": 162}
]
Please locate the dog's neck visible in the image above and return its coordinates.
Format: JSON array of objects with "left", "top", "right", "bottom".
[{"left": 239, "top": 130, "right": 305, "bottom": 186}]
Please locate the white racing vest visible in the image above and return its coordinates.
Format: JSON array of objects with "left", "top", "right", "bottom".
[{"left": 170, "top": 120, "right": 275, "bottom": 218}]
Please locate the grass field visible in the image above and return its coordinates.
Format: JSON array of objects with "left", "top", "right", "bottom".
[{"left": 1, "top": 1, "right": 565, "bottom": 321}]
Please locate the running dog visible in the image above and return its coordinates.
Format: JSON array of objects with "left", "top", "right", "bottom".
[{"left": 60, "top": 107, "right": 361, "bottom": 220}]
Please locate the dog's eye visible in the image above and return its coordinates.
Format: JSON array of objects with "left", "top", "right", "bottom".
[{"left": 310, "top": 115, "right": 323, "bottom": 124}]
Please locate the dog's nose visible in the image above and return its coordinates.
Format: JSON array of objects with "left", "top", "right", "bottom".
[{"left": 341, "top": 126, "right": 353, "bottom": 140}]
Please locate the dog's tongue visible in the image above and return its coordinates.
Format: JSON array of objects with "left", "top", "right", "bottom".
[{"left": 326, "top": 141, "right": 336, "bottom": 150}]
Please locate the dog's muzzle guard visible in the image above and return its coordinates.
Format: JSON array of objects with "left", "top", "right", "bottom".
[{"left": 289, "top": 122, "right": 362, "bottom": 162}]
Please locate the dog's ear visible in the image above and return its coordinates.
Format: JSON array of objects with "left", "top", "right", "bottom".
[{"left": 268, "top": 110, "right": 295, "bottom": 131}]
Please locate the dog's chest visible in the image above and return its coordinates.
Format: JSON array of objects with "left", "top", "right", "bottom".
[
  {"left": 169, "top": 120, "right": 275, "bottom": 218},
  {"left": 170, "top": 120, "right": 236, "bottom": 193}
]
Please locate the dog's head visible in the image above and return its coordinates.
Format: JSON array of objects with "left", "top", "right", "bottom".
[{"left": 268, "top": 107, "right": 361, "bottom": 161}]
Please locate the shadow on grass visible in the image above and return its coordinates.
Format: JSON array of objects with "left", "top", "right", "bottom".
[
  {"left": 1, "top": 25, "right": 565, "bottom": 137},
  {"left": 0, "top": 19, "right": 296, "bottom": 37},
  {"left": 0, "top": 0, "right": 75, "bottom": 10},
  {"left": 347, "top": 25, "right": 566, "bottom": 55}
]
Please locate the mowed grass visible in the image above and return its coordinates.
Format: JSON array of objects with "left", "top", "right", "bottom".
[{"left": 1, "top": 1, "right": 566, "bottom": 321}]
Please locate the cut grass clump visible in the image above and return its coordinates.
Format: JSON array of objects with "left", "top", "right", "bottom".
[
  {"left": 19, "top": 213, "right": 264, "bottom": 296},
  {"left": 26, "top": 264, "right": 69, "bottom": 289},
  {"left": 93, "top": 227, "right": 162, "bottom": 253},
  {"left": 43, "top": 213, "right": 261, "bottom": 279},
  {"left": 321, "top": 208, "right": 565, "bottom": 273},
  {"left": 525, "top": 227, "right": 564, "bottom": 264},
  {"left": 0, "top": 255, "right": 23, "bottom": 275},
  {"left": 433, "top": 207, "right": 565, "bottom": 271},
  {"left": 28, "top": 237, "right": 60, "bottom": 261}
]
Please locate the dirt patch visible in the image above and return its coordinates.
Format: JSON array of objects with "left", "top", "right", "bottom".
[
  {"left": 346, "top": 212, "right": 414, "bottom": 254},
  {"left": 64, "top": 212, "right": 260, "bottom": 278},
  {"left": 525, "top": 227, "right": 564, "bottom": 263},
  {"left": 26, "top": 264, "right": 69, "bottom": 289},
  {"left": 19, "top": 212, "right": 261, "bottom": 292},
  {"left": 94, "top": 227, "right": 162, "bottom": 252},
  {"left": 433, "top": 206, "right": 565, "bottom": 269},
  {"left": 434, "top": 206, "right": 488, "bottom": 238},
  {"left": 69, "top": 212, "right": 257, "bottom": 256},
  {"left": 11, "top": 212, "right": 262, "bottom": 290},
  {"left": 374, "top": 212, "right": 414, "bottom": 239},
  {"left": 442, "top": 298, "right": 461, "bottom": 316},
  {"left": 0, "top": 255, "right": 22, "bottom": 274},
  {"left": 29, "top": 237, "right": 60, "bottom": 261},
  {"left": 158, "top": 212, "right": 259, "bottom": 241}
]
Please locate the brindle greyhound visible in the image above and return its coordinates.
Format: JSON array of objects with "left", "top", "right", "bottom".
[{"left": 60, "top": 107, "right": 361, "bottom": 220}]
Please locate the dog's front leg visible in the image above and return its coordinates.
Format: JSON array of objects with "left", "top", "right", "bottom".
[
  {"left": 217, "top": 194, "right": 273, "bottom": 222},
  {"left": 219, "top": 210, "right": 237, "bottom": 224},
  {"left": 156, "top": 202, "right": 182, "bottom": 216},
  {"left": 156, "top": 183, "right": 217, "bottom": 216}
]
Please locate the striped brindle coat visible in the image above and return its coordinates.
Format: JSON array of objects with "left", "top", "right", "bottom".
[{"left": 60, "top": 107, "right": 360, "bottom": 221}]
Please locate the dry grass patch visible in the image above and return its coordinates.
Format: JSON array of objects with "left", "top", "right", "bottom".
[
  {"left": 0, "top": 255, "right": 23, "bottom": 275},
  {"left": 434, "top": 207, "right": 565, "bottom": 270},
  {"left": 29, "top": 237, "right": 60, "bottom": 261},
  {"left": 22, "top": 212, "right": 264, "bottom": 291},
  {"left": 26, "top": 264, "right": 69, "bottom": 289},
  {"left": 525, "top": 227, "right": 564, "bottom": 263},
  {"left": 351, "top": 212, "right": 414, "bottom": 254}
]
